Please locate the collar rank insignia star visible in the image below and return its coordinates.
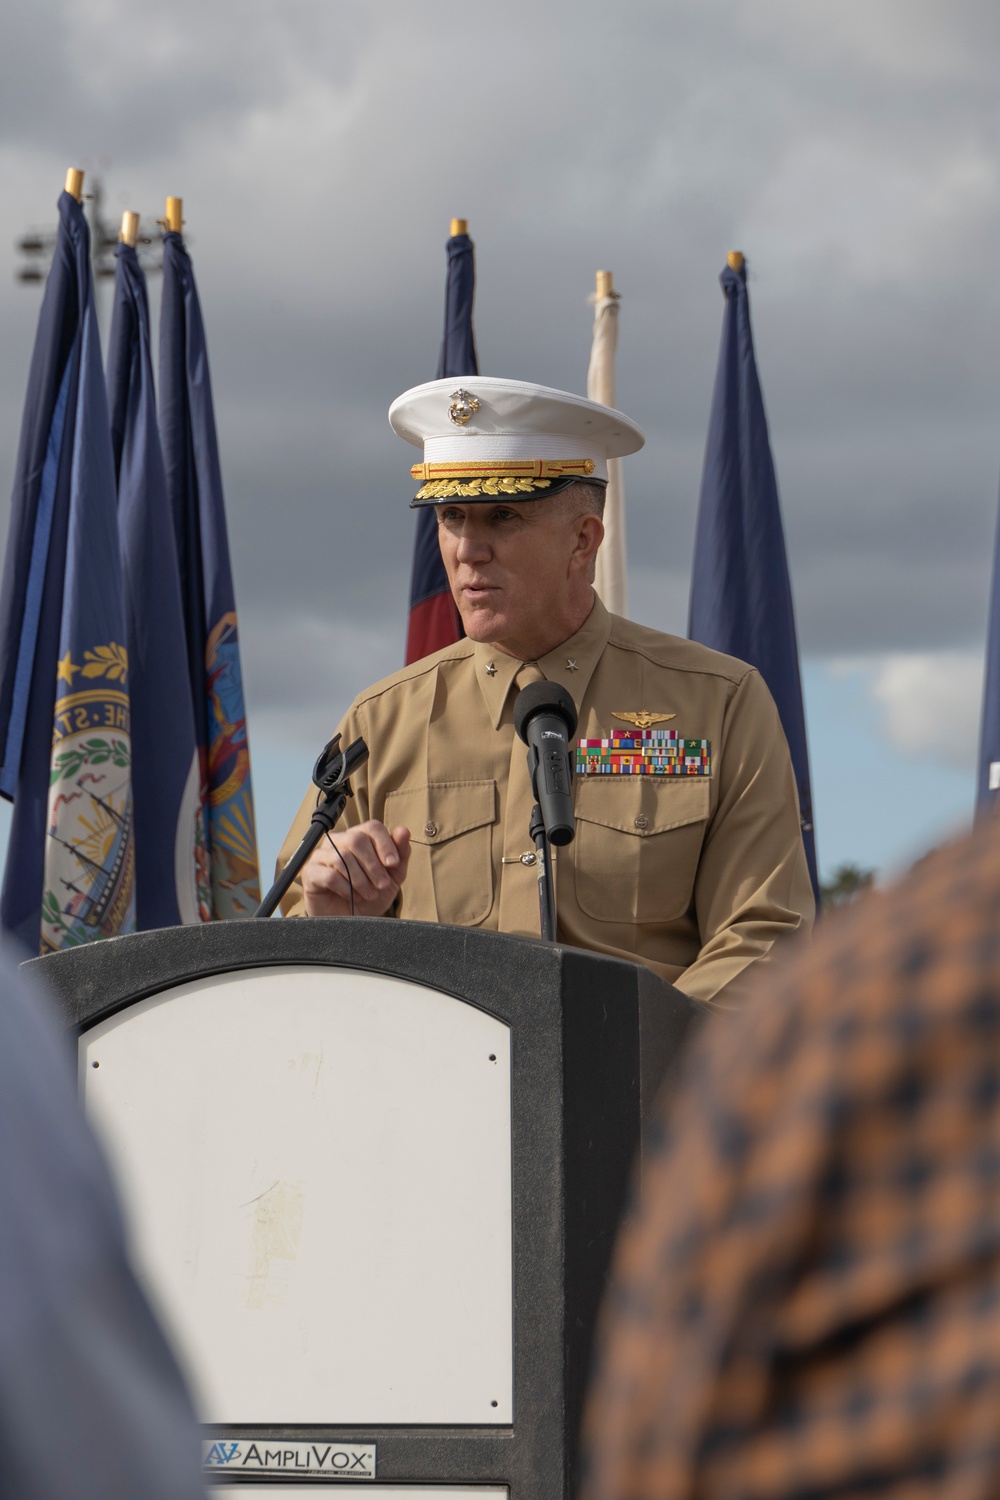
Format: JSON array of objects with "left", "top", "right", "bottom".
[
  {"left": 612, "top": 710, "right": 676, "bottom": 730},
  {"left": 566, "top": 658, "right": 578, "bottom": 672},
  {"left": 485, "top": 661, "right": 497, "bottom": 677}
]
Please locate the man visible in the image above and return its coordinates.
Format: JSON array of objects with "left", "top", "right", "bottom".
[
  {"left": 580, "top": 822, "right": 1000, "bottom": 1499},
  {"left": 278, "top": 378, "right": 813, "bottom": 1007}
]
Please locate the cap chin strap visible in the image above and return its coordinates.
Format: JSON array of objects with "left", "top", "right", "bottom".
[{"left": 410, "top": 457, "right": 597, "bottom": 482}]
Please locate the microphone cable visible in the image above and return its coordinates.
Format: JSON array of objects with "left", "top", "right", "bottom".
[{"left": 315, "top": 786, "right": 356, "bottom": 917}]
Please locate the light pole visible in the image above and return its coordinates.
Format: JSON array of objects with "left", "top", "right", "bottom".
[{"left": 15, "top": 178, "right": 164, "bottom": 286}]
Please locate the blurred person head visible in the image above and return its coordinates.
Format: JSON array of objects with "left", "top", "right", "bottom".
[{"left": 581, "top": 823, "right": 1000, "bottom": 1500}]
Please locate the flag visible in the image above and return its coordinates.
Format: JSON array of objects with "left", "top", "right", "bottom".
[
  {"left": 0, "top": 187, "right": 136, "bottom": 953},
  {"left": 159, "top": 228, "right": 261, "bottom": 919},
  {"left": 107, "top": 239, "right": 206, "bottom": 928},
  {"left": 587, "top": 277, "right": 628, "bottom": 615},
  {"left": 977, "top": 496, "right": 1000, "bottom": 814},
  {"left": 404, "top": 226, "right": 477, "bottom": 664},
  {"left": 688, "top": 256, "right": 820, "bottom": 904}
]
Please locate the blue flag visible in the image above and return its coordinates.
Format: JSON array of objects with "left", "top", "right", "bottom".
[
  {"left": 0, "top": 190, "right": 136, "bottom": 953},
  {"left": 108, "top": 241, "right": 205, "bottom": 928},
  {"left": 404, "top": 228, "right": 477, "bottom": 664},
  {"left": 159, "top": 230, "right": 260, "bottom": 919},
  {"left": 688, "top": 258, "right": 820, "bottom": 904}
]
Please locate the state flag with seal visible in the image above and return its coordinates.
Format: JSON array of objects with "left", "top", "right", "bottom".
[
  {"left": 160, "top": 224, "right": 261, "bottom": 919},
  {"left": 0, "top": 179, "right": 136, "bottom": 953},
  {"left": 108, "top": 234, "right": 206, "bottom": 929}
]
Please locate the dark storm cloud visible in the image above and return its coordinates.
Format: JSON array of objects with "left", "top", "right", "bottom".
[{"left": 3, "top": 0, "right": 1000, "bottom": 742}]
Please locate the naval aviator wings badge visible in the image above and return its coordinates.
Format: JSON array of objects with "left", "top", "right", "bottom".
[
  {"left": 575, "top": 710, "right": 711, "bottom": 778},
  {"left": 612, "top": 710, "right": 675, "bottom": 730}
]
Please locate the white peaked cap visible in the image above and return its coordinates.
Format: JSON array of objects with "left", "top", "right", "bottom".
[{"left": 388, "top": 376, "right": 645, "bottom": 506}]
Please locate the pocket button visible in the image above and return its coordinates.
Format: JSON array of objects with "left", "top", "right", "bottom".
[
  {"left": 634, "top": 814, "right": 649, "bottom": 830},
  {"left": 424, "top": 821, "right": 438, "bottom": 838}
]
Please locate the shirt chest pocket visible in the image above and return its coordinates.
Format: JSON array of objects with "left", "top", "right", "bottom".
[
  {"left": 383, "top": 780, "right": 497, "bottom": 927},
  {"left": 573, "top": 778, "right": 711, "bottom": 925}
]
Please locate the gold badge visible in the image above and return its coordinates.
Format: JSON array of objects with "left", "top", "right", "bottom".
[
  {"left": 448, "top": 388, "right": 481, "bottom": 426},
  {"left": 612, "top": 710, "right": 677, "bottom": 730}
]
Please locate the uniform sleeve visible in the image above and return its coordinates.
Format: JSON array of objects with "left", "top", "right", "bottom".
[
  {"left": 679, "top": 668, "right": 814, "bottom": 1007},
  {"left": 275, "top": 700, "right": 372, "bottom": 917}
]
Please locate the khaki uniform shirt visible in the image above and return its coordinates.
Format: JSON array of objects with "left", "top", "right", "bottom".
[{"left": 277, "top": 597, "right": 814, "bottom": 1007}]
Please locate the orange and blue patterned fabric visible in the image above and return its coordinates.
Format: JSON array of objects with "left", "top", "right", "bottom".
[{"left": 581, "top": 820, "right": 1000, "bottom": 1500}]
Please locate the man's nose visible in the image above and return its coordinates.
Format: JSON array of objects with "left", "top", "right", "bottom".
[{"left": 455, "top": 526, "right": 491, "bottom": 562}]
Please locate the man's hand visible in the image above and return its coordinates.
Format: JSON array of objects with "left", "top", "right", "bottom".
[{"left": 301, "top": 820, "right": 411, "bottom": 917}]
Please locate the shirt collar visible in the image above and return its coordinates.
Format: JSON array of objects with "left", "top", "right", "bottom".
[{"left": 473, "top": 594, "right": 612, "bottom": 729}]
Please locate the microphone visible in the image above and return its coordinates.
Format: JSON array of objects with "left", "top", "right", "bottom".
[{"left": 513, "top": 680, "right": 578, "bottom": 846}]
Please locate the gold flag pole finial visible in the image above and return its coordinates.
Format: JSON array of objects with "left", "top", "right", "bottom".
[
  {"left": 165, "top": 197, "right": 183, "bottom": 233},
  {"left": 450, "top": 218, "right": 467, "bottom": 237},
  {"left": 119, "top": 211, "right": 140, "bottom": 248},
  {"left": 65, "top": 168, "right": 84, "bottom": 202},
  {"left": 595, "top": 269, "right": 615, "bottom": 299},
  {"left": 727, "top": 250, "right": 745, "bottom": 272}
]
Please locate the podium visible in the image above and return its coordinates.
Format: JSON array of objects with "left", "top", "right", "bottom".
[{"left": 28, "top": 919, "right": 701, "bottom": 1499}]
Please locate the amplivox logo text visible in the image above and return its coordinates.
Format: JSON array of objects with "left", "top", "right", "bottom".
[{"left": 203, "top": 1439, "right": 375, "bottom": 1478}]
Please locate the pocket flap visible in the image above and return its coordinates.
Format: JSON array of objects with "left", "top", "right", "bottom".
[
  {"left": 384, "top": 780, "right": 497, "bottom": 846},
  {"left": 574, "top": 777, "right": 710, "bottom": 836}
]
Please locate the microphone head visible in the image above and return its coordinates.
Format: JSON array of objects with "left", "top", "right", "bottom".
[{"left": 513, "top": 679, "right": 578, "bottom": 743}]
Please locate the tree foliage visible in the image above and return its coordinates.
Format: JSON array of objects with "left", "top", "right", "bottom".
[{"left": 820, "top": 862, "right": 875, "bottom": 910}]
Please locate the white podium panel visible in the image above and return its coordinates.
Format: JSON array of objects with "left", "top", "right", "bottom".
[
  {"left": 210, "top": 1491, "right": 508, "bottom": 1498},
  {"left": 82, "top": 965, "right": 513, "bottom": 1425}
]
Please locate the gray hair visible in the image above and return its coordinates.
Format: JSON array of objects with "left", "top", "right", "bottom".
[
  {"left": 553, "top": 480, "right": 607, "bottom": 521},
  {"left": 550, "top": 480, "right": 606, "bottom": 582}
]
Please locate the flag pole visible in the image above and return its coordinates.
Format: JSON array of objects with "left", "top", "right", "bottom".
[
  {"left": 165, "top": 197, "right": 183, "bottom": 233},
  {"left": 65, "top": 168, "right": 84, "bottom": 201},
  {"left": 450, "top": 218, "right": 467, "bottom": 236},
  {"left": 727, "top": 250, "right": 745, "bottom": 272},
  {"left": 119, "top": 211, "right": 139, "bottom": 248}
]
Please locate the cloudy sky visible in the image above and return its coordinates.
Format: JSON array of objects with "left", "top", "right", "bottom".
[{"left": 2, "top": 0, "right": 1000, "bottom": 884}]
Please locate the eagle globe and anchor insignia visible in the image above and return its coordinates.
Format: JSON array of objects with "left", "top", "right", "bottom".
[
  {"left": 41, "top": 641, "right": 136, "bottom": 952},
  {"left": 448, "top": 388, "right": 481, "bottom": 426}
]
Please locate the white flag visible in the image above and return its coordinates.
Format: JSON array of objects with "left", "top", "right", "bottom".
[{"left": 587, "top": 281, "right": 627, "bottom": 616}]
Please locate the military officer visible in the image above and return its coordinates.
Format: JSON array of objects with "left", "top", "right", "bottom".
[{"left": 277, "top": 378, "right": 814, "bottom": 1008}]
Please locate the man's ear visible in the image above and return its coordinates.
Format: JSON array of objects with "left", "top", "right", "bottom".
[{"left": 571, "top": 512, "right": 605, "bottom": 574}]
